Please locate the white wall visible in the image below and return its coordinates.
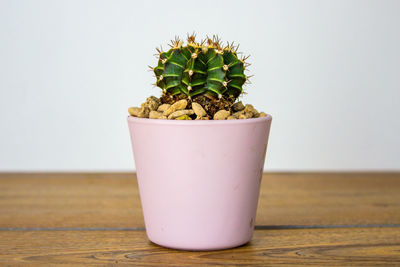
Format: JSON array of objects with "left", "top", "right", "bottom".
[{"left": 0, "top": 0, "right": 399, "bottom": 171}]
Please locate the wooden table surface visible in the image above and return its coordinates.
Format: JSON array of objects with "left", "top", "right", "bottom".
[{"left": 1, "top": 173, "right": 399, "bottom": 266}]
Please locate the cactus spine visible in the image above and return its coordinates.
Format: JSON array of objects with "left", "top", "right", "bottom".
[{"left": 152, "top": 35, "right": 250, "bottom": 101}]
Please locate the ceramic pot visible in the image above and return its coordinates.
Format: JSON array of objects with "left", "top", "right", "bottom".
[{"left": 127, "top": 115, "right": 272, "bottom": 250}]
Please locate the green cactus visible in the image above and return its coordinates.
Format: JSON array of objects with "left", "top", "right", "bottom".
[{"left": 152, "top": 35, "right": 250, "bottom": 102}]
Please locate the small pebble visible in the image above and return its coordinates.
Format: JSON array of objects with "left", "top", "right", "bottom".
[
  {"left": 149, "top": 110, "right": 164, "bottom": 119},
  {"left": 232, "top": 101, "right": 245, "bottom": 112},
  {"left": 176, "top": 114, "right": 192, "bottom": 120},
  {"left": 214, "top": 110, "right": 231, "bottom": 120},
  {"left": 232, "top": 110, "right": 244, "bottom": 119},
  {"left": 137, "top": 106, "right": 150, "bottom": 118},
  {"left": 195, "top": 116, "right": 210, "bottom": 120},
  {"left": 244, "top": 104, "right": 258, "bottom": 118},
  {"left": 168, "top": 109, "right": 194, "bottom": 119},
  {"left": 191, "top": 102, "right": 207, "bottom": 117},
  {"left": 258, "top": 112, "right": 267, "bottom": 117},
  {"left": 157, "top": 104, "right": 171, "bottom": 112},
  {"left": 163, "top": 99, "right": 188, "bottom": 116},
  {"left": 145, "top": 96, "right": 161, "bottom": 111},
  {"left": 128, "top": 107, "right": 140, "bottom": 117}
]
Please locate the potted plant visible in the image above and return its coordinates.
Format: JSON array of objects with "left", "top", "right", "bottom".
[{"left": 127, "top": 34, "right": 272, "bottom": 251}]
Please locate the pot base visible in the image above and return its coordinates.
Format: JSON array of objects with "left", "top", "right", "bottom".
[{"left": 149, "top": 237, "right": 251, "bottom": 251}]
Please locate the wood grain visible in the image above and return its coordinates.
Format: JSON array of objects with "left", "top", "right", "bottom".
[
  {"left": 0, "top": 228, "right": 399, "bottom": 266},
  {"left": 1, "top": 173, "right": 399, "bottom": 228},
  {"left": 258, "top": 172, "right": 400, "bottom": 226}
]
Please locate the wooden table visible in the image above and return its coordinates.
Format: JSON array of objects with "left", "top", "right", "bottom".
[{"left": 1, "top": 173, "right": 399, "bottom": 266}]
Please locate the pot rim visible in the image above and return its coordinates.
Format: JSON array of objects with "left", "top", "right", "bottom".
[{"left": 127, "top": 114, "right": 272, "bottom": 126}]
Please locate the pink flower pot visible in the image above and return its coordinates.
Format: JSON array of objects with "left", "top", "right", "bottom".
[{"left": 127, "top": 115, "right": 272, "bottom": 250}]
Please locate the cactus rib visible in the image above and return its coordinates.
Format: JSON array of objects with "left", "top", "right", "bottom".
[{"left": 152, "top": 34, "right": 248, "bottom": 100}]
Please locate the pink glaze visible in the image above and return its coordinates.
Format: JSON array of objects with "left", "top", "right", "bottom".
[{"left": 127, "top": 115, "right": 272, "bottom": 250}]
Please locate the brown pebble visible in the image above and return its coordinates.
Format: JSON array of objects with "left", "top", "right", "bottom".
[
  {"left": 163, "top": 99, "right": 188, "bottom": 116},
  {"left": 168, "top": 109, "right": 194, "bottom": 119},
  {"left": 258, "top": 112, "right": 267, "bottom": 117},
  {"left": 157, "top": 104, "right": 171, "bottom": 112},
  {"left": 214, "top": 110, "right": 231, "bottom": 120},
  {"left": 149, "top": 110, "right": 164, "bottom": 119},
  {"left": 232, "top": 110, "right": 244, "bottom": 119},
  {"left": 145, "top": 96, "right": 161, "bottom": 111},
  {"left": 137, "top": 106, "right": 150, "bottom": 118},
  {"left": 244, "top": 104, "right": 258, "bottom": 118},
  {"left": 232, "top": 101, "right": 245, "bottom": 112},
  {"left": 128, "top": 107, "right": 140, "bottom": 117},
  {"left": 191, "top": 102, "right": 207, "bottom": 117},
  {"left": 147, "top": 95, "right": 161, "bottom": 104}
]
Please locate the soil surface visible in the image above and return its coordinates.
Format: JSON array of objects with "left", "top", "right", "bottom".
[{"left": 160, "top": 92, "right": 235, "bottom": 118}]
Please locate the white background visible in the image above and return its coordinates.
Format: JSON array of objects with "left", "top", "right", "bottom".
[{"left": 0, "top": 0, "right": 399, "bottom": 171}]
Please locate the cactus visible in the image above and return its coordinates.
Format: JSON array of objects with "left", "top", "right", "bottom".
[{"left": 151, "top": 35, "right": 250, "bottom": 103}]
